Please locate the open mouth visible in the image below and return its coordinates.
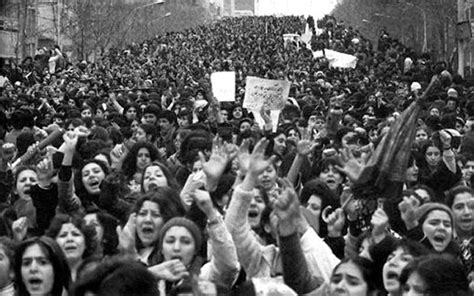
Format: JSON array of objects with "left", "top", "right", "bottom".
[
  {"left": 433, "top": 234, "right": 446, "bottom": 243},
  {"left": 24, "top": 188, "right": 32, "bottom": 195},
  {"left": 385, "top": 271, "right": 399, "bottom": 281},
  {"left": 89, "top": 179, "right": 100, "bottom": 187},
  {"left": 147, "top": 182, "right": 158, "bottom": 190},
  {"left": 29, "top": 278, "right": 43, "bottom": 288},
  {"left": 248, "top": 209, "right": 259, "bottom": 218},
  {"left": 171, "top": 255, "right": 182, "bottom": 261},
  {"left": 141, "top": 226, "right": 154, "bottom": 234}
]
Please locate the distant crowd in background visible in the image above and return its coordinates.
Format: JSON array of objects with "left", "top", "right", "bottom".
[{"left": 0, "top": 14, "right": 472, "bottom": 295}]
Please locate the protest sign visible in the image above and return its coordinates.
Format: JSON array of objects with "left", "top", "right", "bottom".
[
  {"left": 313, "top": 49, "right": 358, "bottom": 69},
  {"left": 211, "top": 72, "right": 235, "bottom": 102},
  {"left": 283, "top": 33, "right": 300, "bottom": 49},
  {"left": 243, "top": 77, "right": 290, "bottom": 111}
]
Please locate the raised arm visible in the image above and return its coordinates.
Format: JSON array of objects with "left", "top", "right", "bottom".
[
  {"left": 274, "top": 180, "right": 324, "bottom": 294},
  {"left": 57, "top": 131, "right": 83, "bottom": 215},
  {"left": 224, "top": 138, "right": 276, "bottom": 278},
  {"left": 193, "top": 189, "right": 239, "bottom": 289}
]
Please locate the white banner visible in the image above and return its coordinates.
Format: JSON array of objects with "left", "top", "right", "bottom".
[
  {"left": 313, "top": 49, "right": 358, "bottom": 69},
  {"left": 211, "top": 72, "right": 235, "bottom": 102},
  {"left": 243, "top": 76, "right": 290, "bottom": 111}
]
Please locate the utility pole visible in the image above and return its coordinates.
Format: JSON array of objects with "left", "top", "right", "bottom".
[{"left": 458, "top": 0, "right": 466, "bottom": 77}]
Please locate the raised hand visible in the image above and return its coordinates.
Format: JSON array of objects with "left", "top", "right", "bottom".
[
  {"left": 180, "top": 172, "right": 206, "bottom": 209},
  {"left": 198, "top": 136, "right": 236, "bottom": 191},
  {"left": 148, "top": 259, "right": 189, "bottom": 281},
  {"left": 336, "top": 145, "right": 374, "bottom": 185},
  {"left": 192, "top": 189, "right": 218, "bottom": 219},
  {"left": 326, "top": 208, "right": 345, "bottom": 237},
  {"left": 272, "top": 179, "right": 305, "bottom": 236},
  {"left": 371, "top": 205, "right": 389, "bottom": 242},
  {"left": 0, "top": 142, "right": 16, "bottom": 171},
  {"left": 296, "top": 139, "right": 315, "bottom": 157},
  {"left": 12, "top": 216, "right": 28, "bottom": 242},
  {"left": 398, "top": 197, "right": 418, "bottom": 230},
  {"left": 236, "top": 139, "right": 251, "bottom": 174},
  {"left": 247, "top": 138, "right": 275, "bottom": 177},
  {"left": 116, "top": 213, "right": 137, "bottom": 255},
  {"left": 36, "top": 156, "right": 54, "bottom": 187},
  {"left": 439, "top": 129, "right": 452, "bottom": 149},
  {"left": 62, "top": 131, "right": 79, "bottom": 152}
]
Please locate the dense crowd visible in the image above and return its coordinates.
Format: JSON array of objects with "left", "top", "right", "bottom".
[{"left": 0, "top": 13, "right": 473, "bottom": 295}]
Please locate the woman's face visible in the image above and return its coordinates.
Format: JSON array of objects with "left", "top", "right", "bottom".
[
  {"left": 383, "top": 247, "right": 415, "bottom": 294},
  {"left": 136, "top": 201, "right": 163, "bottom": 248},
  {"left": 319, "top": 165, "right": 344, "bottom": 192},
  {"left": 130, "top": 120, "right": 139, "bottom": 133},
  {"left": 136, "top": 148, "right": 152, "bottom": 172},
  {"left": 306, "top": 195, "right": 322, "bottom": 220},
  {"left": 162, "top": 226, "right": 196, "bottom": 267},
  {"left": 81, "top": 108, "right": 92, "bottom": 118},
  {"left": 415, "top": 129, "right": 428, "bottom": 143},
  {"left": 422, "top": 210, "right": 452, "bottom": 252},
  {"left": 135, "top": 127, "right": 147, "bottom": 142},
  {"left": 16, "top": 169, "right": 38, "bottom": 200},
  {"left": 329, "top": 261, "right": 368, "bottom": 296},
  {"left": 83, "top": 213, "right": 104, "bottom": 246},
  {"left": 55, "top": 223, "right": 86, "bottom": 263},
  {"left": 142, "top": 165, "right": 168, "bottom": 192},
  {"left": 258, "top": 164, "right": 278, "bottom": 191},
  {"left": 192, "top": 160, "right": 203, "bottom": 174},
  {"left": 21, "top": 244, "right": 54, "bottom": 296},
  {"left": 273, "top": 134, "right": 287, "bottom": 155},
  {"left": 125, "top": 107, "right": 137, "bottom": 120},
  {"left": 430, "top": 108, "right": 440, "bottom": 117},
  {"left": 286, "top": 129, "right": 300, "bottom": 144},
  {"left": 0, "top": 245, "right": 13, "bottom": 289},
  {"left": 425, "top": 146, "right": 441, "bottom": 167},
  {"left": 233, "top": 107, "right": 243, "bottom": 119},
  {"left": 81, "top": 163, "right": 105, "bottom": 195},
  {"left": 405, "top": 160, "right": 419, "bottom": 183},
  {"left": 402, "top": 271, "right": 426, "bottom": 296},
  {"left": 248, "top": 189, "right": 266, "bottom": 229}
]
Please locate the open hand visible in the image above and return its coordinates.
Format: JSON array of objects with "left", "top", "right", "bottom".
[{"left": 116, "top": 213, "right": 137, "bottom": 255}]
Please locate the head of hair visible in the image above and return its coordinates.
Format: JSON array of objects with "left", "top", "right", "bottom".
[
  {"left": 399, "top": 254, "right": 470, "bottom": 295},
  {"left": 331, "top": 256, "right": 377, "bottom": 294},
  {"left": 74, "top": 159, "right": 110, "bottom": 203},
  {"left": 445, "top": 185, "right": 473, "bottom": 208},
  {"left": 45, "top": 214, "right": 97, "bottom": 259},
  {"left": 140, "top": 161, "right": 179, "bottom": 191},
  {"left": 158, "top": 109, "right": 178, "bottom": 126},
  {"left": 311, "top": 156, "right": 345, "bottom": 180},
  {"left": 138, "top": 123, "right": 158, "bottom": 143},
  {"left": 86, "top": 211, "right": 119, "bottom": 256},
  {"left": 14, "top": 236, "right": 71, "bottom": 296},
  {"left": 131, "top": 189, "right": 185, "bottom": 227},
  {"left": 72, "top": 258, "right": 158, "bottom": 296},
  {"left": 121, "top": 141, "right": 160, "bottom": 178}
]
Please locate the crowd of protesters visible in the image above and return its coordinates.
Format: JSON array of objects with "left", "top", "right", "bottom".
[{"left": 0, "top": 13, "right": 472, "bottom": 295}]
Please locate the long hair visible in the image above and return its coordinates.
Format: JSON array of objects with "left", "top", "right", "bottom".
[
  {"left": 141, "top": 161, "right": 180, "bottom": 192},
  {"left": 14, "top": 236, "right": 71, "bottom": 296},
  {"left": 122, "top": 141, "right": 160, "bottom": 179}
]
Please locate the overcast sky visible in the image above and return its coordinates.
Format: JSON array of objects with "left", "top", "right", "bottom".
[{"left": 255, "top": 0, "right": 337, "bottom": 18}]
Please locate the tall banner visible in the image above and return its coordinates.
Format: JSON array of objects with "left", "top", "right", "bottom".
[{"left": 210, "top": 72, "right": 235, "bottom": 102}]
